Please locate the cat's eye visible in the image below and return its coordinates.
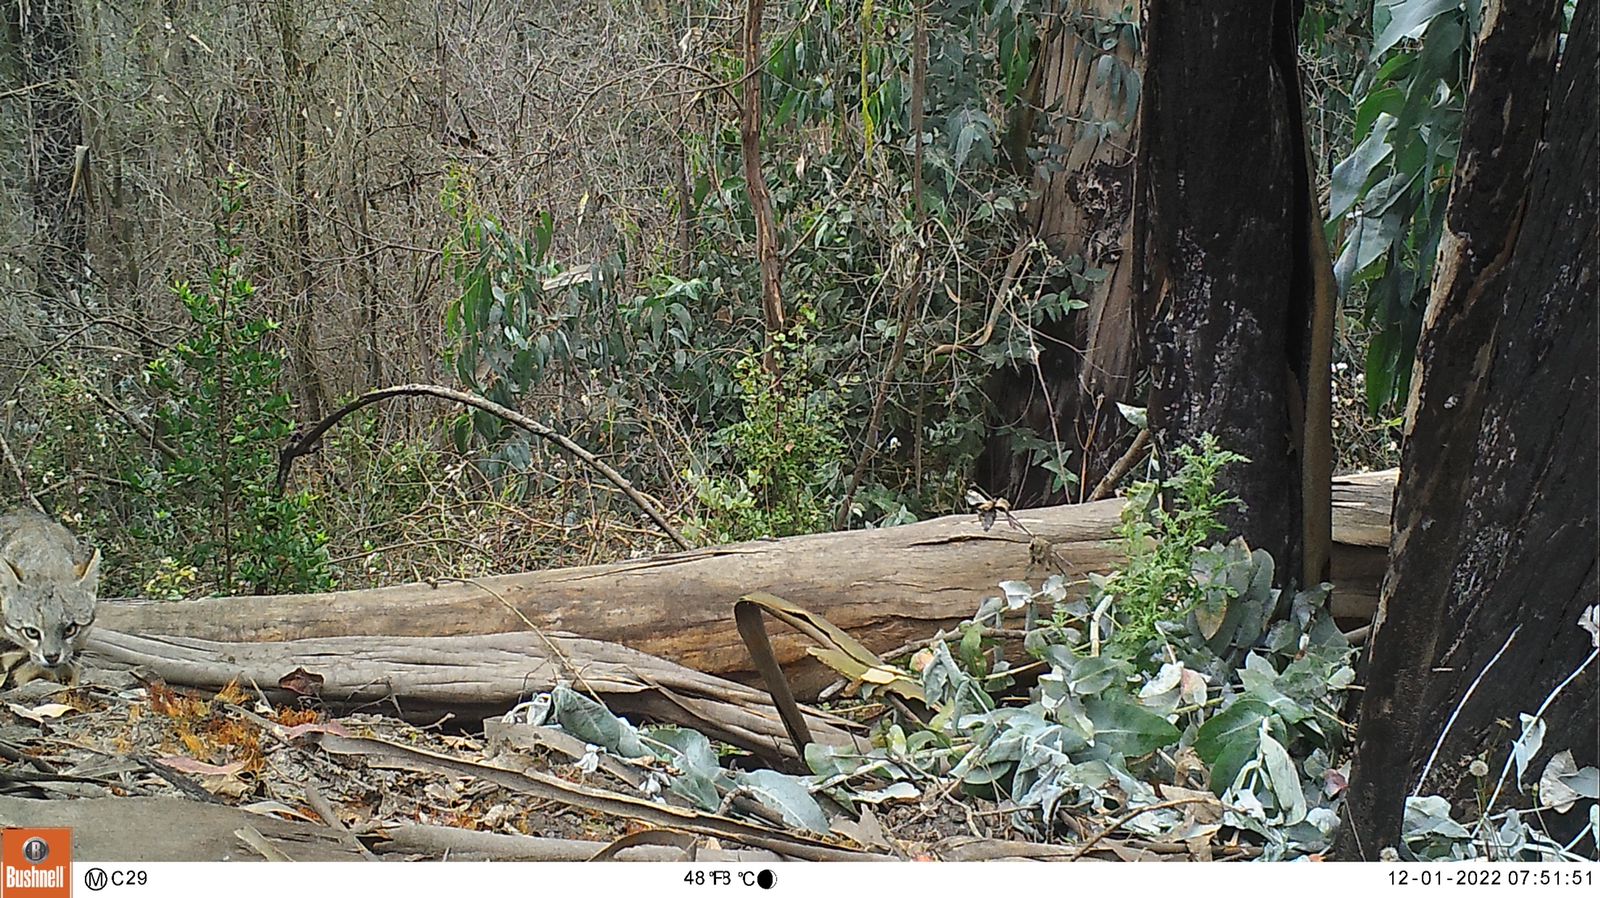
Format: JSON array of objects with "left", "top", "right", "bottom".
[
  {"left": 63, "top": 623, "right": 79, "bottom": 637},
  {"left": 21, "top": 627, "right": 40, "bottom": 641}
]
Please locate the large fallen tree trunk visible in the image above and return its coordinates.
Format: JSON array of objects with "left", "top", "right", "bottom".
[
  {"left": 97, "top": 471, "right": 1394, "bottom": 684},
  {"left": 84, "top": 629, "right": 862, "bottom": 761}
]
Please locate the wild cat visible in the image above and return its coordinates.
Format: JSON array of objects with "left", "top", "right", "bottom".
[{"left": 0, "top": 506, "right": 100, "bottom": 687}]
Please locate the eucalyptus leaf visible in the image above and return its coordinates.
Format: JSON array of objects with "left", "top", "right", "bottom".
[
  {"left": 1374, "top": 0, "right": 1460, "bottom": 56},
  {"left": 1258, "top": 729, "right": 1308, "bottom": 825},
  {"left": 1330, "top": 113, "right": 1398, "bottom": 219},
  {"left": 1195, "top": 698, "right": 1271, "bottom": 763},
  {"left": 1403, "top": 794, "right": 1471, "bottom": 839},
  {"left": 1210, "top": 736, "right": 1258, "bottom": 797},
  {"left": 1084, "top": 696, "right": 1181, "bottom": 757},
  {"left": 1537, "top": 751, "right": 1599, "bottom": 814},
  {"left": 732, "top": 769, "right": 830, "bottom": 834},
  {"left": 552, "top": 685, "right": 646, "bottom": 758},
  {"left": 999, "top": 579, "right": 1033, "bottom": 608},
  {"left": 1115, "top": 403, "right": 1147, "bottom": 429},
  {"left": 1512, "top": 713, "right": 1547, "bottom": 790},
  {"left": 1067, "top": 655, "right": 1124, "bottom": 697}
]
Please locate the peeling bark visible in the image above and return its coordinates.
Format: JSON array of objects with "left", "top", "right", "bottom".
[{"left": 978, "top": 2, "right": 1145, "bottom": 506}]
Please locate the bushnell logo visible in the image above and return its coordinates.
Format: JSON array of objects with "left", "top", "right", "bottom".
[{"left": 2, "top": 827, "right": 71, "bottom": 897}]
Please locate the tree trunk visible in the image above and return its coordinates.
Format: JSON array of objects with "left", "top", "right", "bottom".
[
  {"left": 96, "top": 472, "right": 1396, "bottom": 691},
  {"left": 270, "top": 0, "right": 328, "bottom": 421},
  {"left": 977, "top": 2, "right": 1144, "bottom": 506},
  {"left": 740, "top": 0, "right": 785, "bottom": 357},
  {"left": 9, "top": 0, "right": 85, "bottom": 311},
  {"left": 1339, "top": 0, "right": 1595, "bottom": 859},
  {"left": 1135, "top": 0, "right": 1324, "bottom": 581}
]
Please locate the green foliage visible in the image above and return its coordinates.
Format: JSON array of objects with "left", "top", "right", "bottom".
[
  {"left": 132, "top": 177, "right": 332, "bottom": 596},
  {"left": 1328, "top": 0, "right": 1475, "bottom": 412},
  {"left": 1321, "top": 0, "right": 1586, "bottom": 414},
  {"left": 1102, "top": 434, "right": 1248, "bottom": 655},
  {"left": 441, "top": 171, "right": 623, "bottom": 482},
  {"left": 685, "top": 327, "right": 845, "bottom": 542},
  {"left": 880, "top": 436, "right": 1358, "bottom": 856},
  {"left": 435, "top": 0, "right": 1108, "bottom": 531}
]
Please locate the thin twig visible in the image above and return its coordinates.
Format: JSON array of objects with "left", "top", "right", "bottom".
[
  {"left": 304, "top": 782, "right": 379, "bottom": 861},
  {"left": 836, "top": 4, "right": 928, "bottom": 528},
  {"left": 0, "top": 430, "right": 44, "bottom": 512},
  {"left": 274, "top": 384, "right": 688, "bottom": 549},
  {"left": 84, "top": 382, "right": 180, "bottom": 460},
  {"left": 740, "top": 0, "right": 785, "bottom": 356},
  {"left": 1088, "top": 428, "right": 1151, "bottom": 501},
  {"left": 1065, "top": 797, "right": 1216, "bottom": 861},
  {"left": 1480, "top": 644, "right": 1598, "bottom": 817},
  {"left": 127, "top": 752, "right": 227, "bottom": 805}
]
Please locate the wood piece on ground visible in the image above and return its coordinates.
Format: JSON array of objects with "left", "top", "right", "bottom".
[
  {"left": 85, "top": 628, "right": 863, "bottom": 762},
  {"left": 372, "top": 823, "right": 779, "bottom": 861},
  {"left": 304, "top": 782, "right": 379, "bottom": 861},
  {"left": 301, "top": 729, "right": 886, "bottom": 862},
  {"left": 234, "top": 825, "right": 294, "bottom": 861},
  {"left": 94, "top": 471, "right": 1396, "bottom": 688}
]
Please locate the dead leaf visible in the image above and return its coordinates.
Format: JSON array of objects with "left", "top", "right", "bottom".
[
  {"left": 240, "top": 800, "right": 318, "bottom": 823},
  {"left": 156, "top": 756, "right": 247, "bottom": 777},
  {"left": 831, "top": 807, "right": 891, "bottom": 850},
  {"left": 216, "top": 679, "right": 250, "bottom": 704},
  {"left": 277, "top": 667, "right": 324, "bottom": 696},
  {"left": 283, "top": 721, "right": 352, "bottom": 740},
  {"left": 1156, "top": 784, "right": 1223, "bottom": 825},
  {"left": 201, "top": 773, "right": 252, "bottom": 800},
  {"left": 7, "top": 702, "right": 77, "bottom": 723}
]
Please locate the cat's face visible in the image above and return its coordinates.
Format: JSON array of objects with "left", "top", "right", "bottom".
[{"left": 0, "top": 552, "right": 98, "bottom": 672}]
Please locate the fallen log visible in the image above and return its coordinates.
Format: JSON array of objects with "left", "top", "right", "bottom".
[
  {"left": 84, "top": 628, "right": 863, "bottom": 761},
  {"left": 96, "top": 471, "right": 1395, "bottom": 686}
]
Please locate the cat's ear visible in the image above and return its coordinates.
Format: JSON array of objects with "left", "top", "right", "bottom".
[
  {"left": 0, "top": 558, "right": 21, "bottom": 593},
  {"left": 75, "top": 549, "right": 101, "bottom": 588}
]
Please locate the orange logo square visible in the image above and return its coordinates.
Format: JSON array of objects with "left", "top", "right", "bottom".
[{"left": 1, "top": 828, "right": 71, "bottom": 898}]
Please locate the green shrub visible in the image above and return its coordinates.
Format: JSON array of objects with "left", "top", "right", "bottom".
[
  {"left": 130, "top": 176, "right": 332, "bottom": 596},
  {"left": 685, "top": 327, "right": 844, "bottom": 542},
  {"left": 1102, "top": 433, "right": 1247, "bottom": 656}
]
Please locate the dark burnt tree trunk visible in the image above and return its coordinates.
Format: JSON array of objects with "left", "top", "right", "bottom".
[
  {"left": 975, "top": 1, "right": 1145, "bottom": 508},
  {"left": 1135, "top": 0, "right": 1329, "bottom": 579},
  {"left": 8, "top": 0, "right": 86, "bottom": 312},
  {"left": 1338, "top": 0, "right": 1596, "bottom": 859}
]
